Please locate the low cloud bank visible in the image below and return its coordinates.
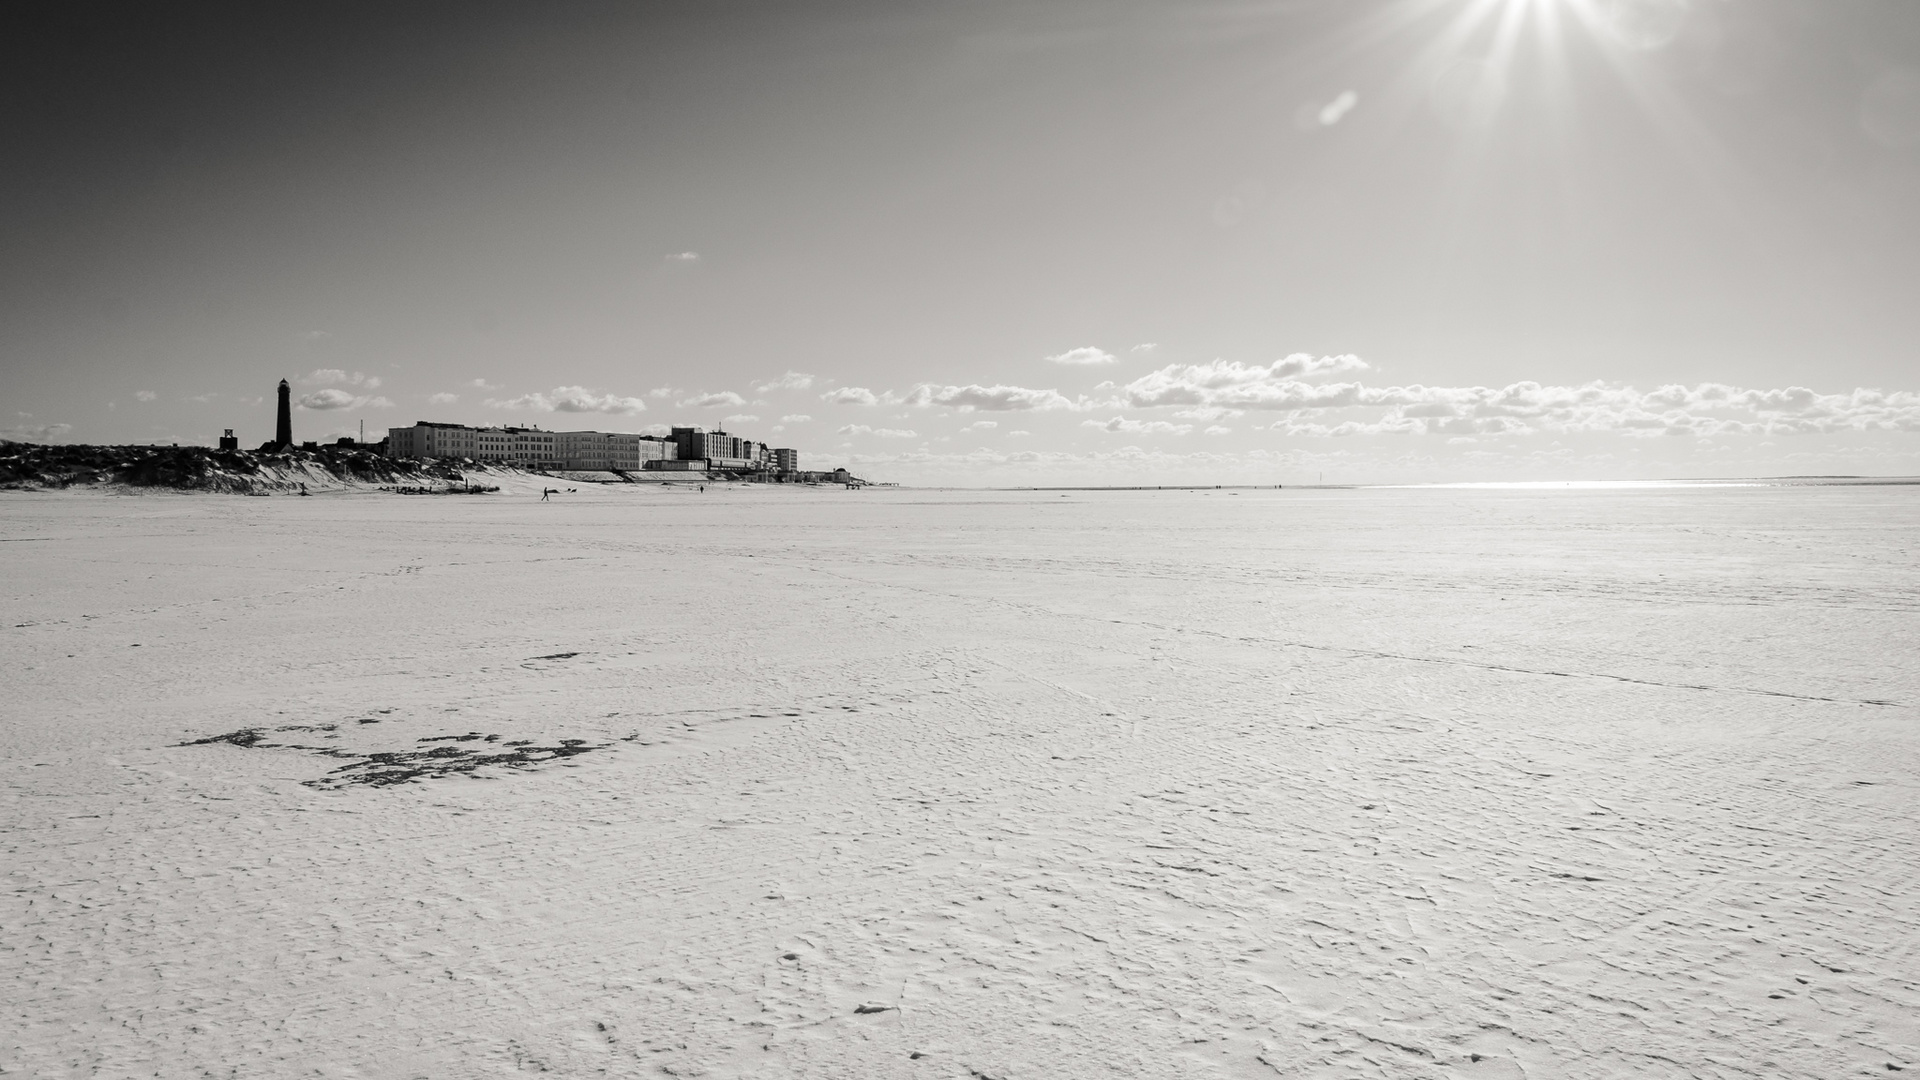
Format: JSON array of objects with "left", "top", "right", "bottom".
[
  {"left": 302, "top": 369, "right": 383, "bottom": 389},
  {"left": 1084, "top": 417, "right": 1192, "bottom": 436},
  {"left": 1047, "top": 347, "right": 1116, "bottom": 366},
  {"left": 678, "top": 391, "right": 746, "bottom": 409},
  {"left": 753, "top": 371, "right": 814, "bottom": 393},
  {"left": 299, "top": 389, "right": 394, "bottom": 411},
  {"left": 897, "top": 384, "right": 1093, "bottom": 412},
  {"left": 2, "top": 422, "right": 73, "bottom": 442},
  {"left": 1240, "top": 382, "right": 1920, "bottom": 438},
  {"left": 486, "top": 386, "right": 648, "bottom": 415},
  {"left": 1119, "top": 356, "right": 1370, "bottom": 408},
  {"left": 837, "top": 424, "right": 918, "bottom": 439}
]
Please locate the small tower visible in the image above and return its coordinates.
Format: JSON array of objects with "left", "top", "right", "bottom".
[
  {"left": 218, "top": 429, "right": 239, "bottom": 451},
  {"left": 274, "top": 379, "right": 292, "bottom": 449}
]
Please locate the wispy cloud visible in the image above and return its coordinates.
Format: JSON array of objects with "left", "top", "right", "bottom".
[
  {"left": 1046, "top": 346, "right": 1116, "bottom": 366},
  {"left": 961, "top": 420, "right": 999, "bottom": 431},
  {"left": 298, "top": 389, "right": 395, "bottom": 411},
  {"left": 487, "top": 386, "right": 649, "bottom": 415},
  {"left": 135, "top": 390, "right": 157, "bottom": 402},
  {"left": 753, "top": 371, "right": 815, "bottom": 393},
  {"left": 679, "top": 390, "right": 746, "bottom": 409},
  {"left": 470, "top": 378, "right": 502, "bottom": 391},
  {"left": 665, "top": 251, "right": 700, "bottom": 262},
  {"left": 781, "top": 414, "right": 812, "bottom": 423},
  {"left": 1173, "top": 406, "right": 1244, "bottom": 421},
  {"left": 1083, "top": 416, "right": 1193, "bottom": 435},
  {"left": 837, "top": 425, "right": 918, "bottom": 438},
  {"left": 303, "top": 368, "right": 383, "bottom": 389},
  {"left": 2, "top": 422, "right": 73, "bottom": 443},
  {"left": 896, "top": 383, "right": 1094, "bottom": 412},
  {"left": 723, "top": 414, "right": 759, "bottom": 425},
  {"left": 1296, "top": 89, "right": 1358, "bottom": 130},
  {"left": 822, "top": 386, "right": 880, "bottom": 406},
  {"left": 429, "top": 392, "right": 459, "bottom": 405},
  {"left": 1120, "top": 355, "right": 1371, "bottom": 409},
  {"left": 1247, "top": 381, "right": 1920, "bottom": 438}
]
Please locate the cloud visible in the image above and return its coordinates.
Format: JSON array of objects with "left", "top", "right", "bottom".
[
  {"left": 678, "top": 390, "right": 746, "bottom": 409},
  {"left": 2, "top": 422, "right": 73, "bottom": 443},
  {"left": 837, "top": 425, "right": 918, "bottom": 438},
  {"left": 487, "top": 386, "right": 649, "bottom": 415},
  {"left": 297, "top": 389, "right": 394, "bottom": 411},
  {"left": 961, "top": 420, "right": 998, "bottom": 431},
  {"left": 302, "top": 329, "right": 332, "bottom": 342},
  {"left": 1321, "top": 90, "right": 1359, "bottom": 125},
  {"left": 1047, "top": 346, "right": 1116, "bottom": 366},
  {"left": 822, "top": 386, "right": 880, "bottom": 406},
  {"left": 1132, "top": 343, "right": 1158, "bottom": 353},
  {"left": 429, "top": 392, "right": 459, "bottom": 405},
  {"left": 1120, "top": 355, "right": 1372, "bottom": 409},
  {"left": 1084, "top": 416, "right": 1194, "bottom": 436},
  {"left": 723, "top": 414, "right": 759, "bottom": 425},
  {"left": 648, "top": 387, "right": 675, "bottom": 399},
  {"left": 135, "top": 390, "right": 157, "bottom": 402},
  {"left": 781, "top": 414, "right": 812, "bottom": 423},
  {"left": 470, "top": 378, "right": 502, "bottom": 391},
  {"left": 1191, "top": 379, "right": 1920, "bottom": 438},
  {"left": 753, "top": 371, "right": 815, "bottom": 393},
  {"left": 665, "top": 251, "right": 700, "bottom": 262},
  {"left": 1205, "top": 426, "right": 1233, "bottom": 435},
  {"left": 303, "top": 369, "right": 382, "bottom": 389},
  {"left": 896, "top": 383, "right": 1092, "bottom": 412}
]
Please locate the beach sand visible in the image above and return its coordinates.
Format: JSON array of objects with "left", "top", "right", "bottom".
[{"left": 3, "top": 483, "right": 1916, "bottom": 1078}]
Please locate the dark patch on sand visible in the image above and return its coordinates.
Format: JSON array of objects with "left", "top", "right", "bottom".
[
  {"left": 305, "top": 737, "right": 602, "bottom": 789},
  {"left": 177, "top": 726, "right": 606, "bottom": 788}
]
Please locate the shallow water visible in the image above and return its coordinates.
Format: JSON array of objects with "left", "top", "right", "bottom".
[{"left": 4, "top": 484, "right": 1916, "bottom": 1077}]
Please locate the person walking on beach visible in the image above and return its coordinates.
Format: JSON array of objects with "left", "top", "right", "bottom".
[{"left": 541, "top": 488, "right": 554, "bottom": 501}]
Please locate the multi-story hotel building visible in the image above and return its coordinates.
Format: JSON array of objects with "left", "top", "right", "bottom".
[
  {"left": 387, "top": 422, "right": 477, "bottom": 459},
  {"left": 389, "top": 422, "right": 679, "bottom": 471}
]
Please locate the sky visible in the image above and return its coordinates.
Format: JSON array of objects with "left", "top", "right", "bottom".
[{"left": 2, "top": 0, "right": 1917, "bottom": 484}]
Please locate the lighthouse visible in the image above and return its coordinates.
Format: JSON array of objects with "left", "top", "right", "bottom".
[{"left": 274, "top": 379, "right": 292, "bottom": 450}]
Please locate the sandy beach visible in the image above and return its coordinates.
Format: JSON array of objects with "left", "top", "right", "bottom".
[{"left": 4, "top": 483, "right": 1916, "bottom": 1078}]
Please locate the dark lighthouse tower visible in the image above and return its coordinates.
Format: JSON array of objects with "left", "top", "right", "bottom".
[{"left": 274, "top": 379, "right": 293, "bottom": 449}]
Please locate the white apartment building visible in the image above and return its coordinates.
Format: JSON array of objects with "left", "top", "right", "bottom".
[
  {"left": 510, "top": 428, "right": 559, "bottom": 468},
  {"left": 387, "top": 422, "right": 476, "bottom": 459},
  {"left": 474, "top": 428, "right": 512, "bottom": 461},
  {"left": 555, "top": 432, "right": 678, "bottom": 471},
  {"left": 391, "top": 422, "right": 679, "bottom": 471}
]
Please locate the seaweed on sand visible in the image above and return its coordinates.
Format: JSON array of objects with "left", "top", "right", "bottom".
[
  {"left": 306, "top": 738, "right": 603, "bottom": 789},
  {"left": 176, "top": 725, "right": 606, "bottom": 788}
]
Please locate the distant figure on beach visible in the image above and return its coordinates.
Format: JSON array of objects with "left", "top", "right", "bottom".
[{"left": 541, "top": 488, "right": 556, "bottom": 501}]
